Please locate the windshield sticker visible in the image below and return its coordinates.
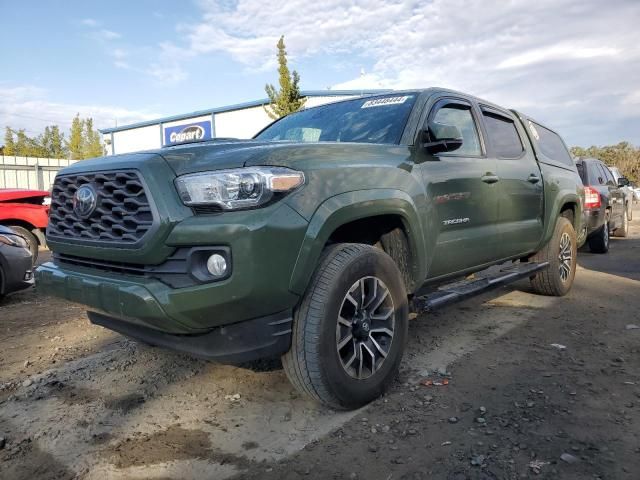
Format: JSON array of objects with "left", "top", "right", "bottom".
[
  {"left": 361, "top": 96, "right": 409, "bottom": 108},
  {"left": 528, "top": 120, "right": 540, "bottom": 141}
]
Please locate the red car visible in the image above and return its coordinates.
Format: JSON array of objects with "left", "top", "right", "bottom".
[{"left": 0, "top": 189, "right": 50, "bottom": 262}]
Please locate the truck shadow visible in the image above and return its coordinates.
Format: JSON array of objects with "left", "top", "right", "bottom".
[{"left": 577, "top": 236, "right": 640, "bottom": 282}]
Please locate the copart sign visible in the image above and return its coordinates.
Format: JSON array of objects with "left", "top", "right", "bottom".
[{"left": 164, "top": 120, "right": 212, "bottom": 146}]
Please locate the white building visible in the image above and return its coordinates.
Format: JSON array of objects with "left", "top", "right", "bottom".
[{"left": 99, "top": 90, "right": 388, "bottom": 155}]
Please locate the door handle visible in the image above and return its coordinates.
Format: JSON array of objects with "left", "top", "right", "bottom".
[
  {"left": 527, "top": 174, "right": 541, "bottom": 184},
  {"left": 481, "top": 173, "right": 500, "bottom": 184}
]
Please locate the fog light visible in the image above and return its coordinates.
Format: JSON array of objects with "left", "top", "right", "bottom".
[{"left": 206, "top": 254, "right": 227, "bottom": 277}]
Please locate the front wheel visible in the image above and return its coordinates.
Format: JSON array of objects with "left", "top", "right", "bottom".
[
  {"left": 7, "top": 225, "right": 38, "bottom": 263},
  {"left": 282, "top": 243, "right": 408, "bottom": 409},
  {"left": 529, "top": 216, "right": 577, "bottom": 296}
]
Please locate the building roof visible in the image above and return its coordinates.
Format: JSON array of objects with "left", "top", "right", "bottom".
[{"left": 99, "top": 89, "right": 392, "bottom": 134}]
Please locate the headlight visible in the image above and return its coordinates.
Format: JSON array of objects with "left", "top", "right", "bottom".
[
  {"left": 0, "top": 233, "right": 28, "bottom": 248},
  {"left": 175, "top": 167, "right": 305, "bottom": 210}
]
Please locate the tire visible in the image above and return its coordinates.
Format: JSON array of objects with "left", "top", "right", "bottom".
[
  {"left": 7, "top": 225, "right": 38, "bottom": 263},
  {"left": 375, "top": 227, "right": 412, "bottom": 291},
  {"left": 588, "top": 219, "right": 609, "bottom": 254},
  {"left": 529, "top": 216, "right": 577, "bottom": 296},
  {"left": 614, "top": 209, "right": 629, "bottom": 238},
  {"left": 0, "top": 264, "right": 5, "bottom": 301},
  {"left": 282, "top": 243, "right": 409, "bottom": 409}
]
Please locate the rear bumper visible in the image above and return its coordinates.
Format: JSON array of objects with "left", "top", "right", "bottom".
[
  {"left": 88, "top": 310, "right": 292, "bottom": 364},
  {"left": 584, "top": 208, "right": 606, "bottom": 237},
  {"left": 0, "top": 245, "right": 34, "bottom": 295}
]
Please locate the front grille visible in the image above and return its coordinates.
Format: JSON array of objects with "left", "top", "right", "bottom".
[{"left": 48, "top": 171, "right": 154, "bottom": 243}]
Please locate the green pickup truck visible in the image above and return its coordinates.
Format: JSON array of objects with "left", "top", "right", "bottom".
[{"left": 36, "top": 89, "right": 585, "bottom": 409}]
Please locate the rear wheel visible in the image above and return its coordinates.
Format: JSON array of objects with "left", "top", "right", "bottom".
[
  {"left": 614, "top": 209, "right": 629, "bottom": 238},
  {"left": 7, "top": 225, "right": 38, "bottom": 263},
  {"left": 529, "top": 216, "right": 577, "bottom": 296},
  {"left": 282, "top": 243, "right": 408, "bottom": 409},
  {"left": 588, "top": 218, "right": 609, "bottom": 253}
]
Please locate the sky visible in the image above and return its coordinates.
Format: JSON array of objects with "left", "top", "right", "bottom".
[{"left": 1, "top": 0, "right": 639, "bottom": 147}]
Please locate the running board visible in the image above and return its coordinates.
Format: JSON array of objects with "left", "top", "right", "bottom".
[{"left": 412, "top": 261, "right": 550, "bottom": 314}]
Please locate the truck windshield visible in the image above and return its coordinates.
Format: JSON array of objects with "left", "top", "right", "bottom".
[{"left": 255, "top": 93, "right": 418, "bottom": 145}]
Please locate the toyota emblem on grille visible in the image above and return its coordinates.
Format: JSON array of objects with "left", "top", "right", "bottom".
[{"left": 73, "top": 184, "right": 98, "bottom": 218}]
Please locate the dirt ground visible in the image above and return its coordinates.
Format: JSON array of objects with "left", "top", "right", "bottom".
[{"left": 1, "top": 208, "right": 639, "bottom": 480}]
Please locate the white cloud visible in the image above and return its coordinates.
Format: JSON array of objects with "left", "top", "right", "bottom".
[
  {"left": 175, "top": 0, "right": 640, "bottom": 145},
  {"left": 332, "top": 72, "right": 387, "bottom": 90},
  {"left": 497, "top": 45, "right": 620, "bottom": 69},
  {"left": 0, "top": 85, "right": 160, "bottom": 136},
  {"left": 91, "top": 29, "right": 122, "bottom": 41},
  {"left": 80, "top": 18, "right": 99, "bottom": 27}
]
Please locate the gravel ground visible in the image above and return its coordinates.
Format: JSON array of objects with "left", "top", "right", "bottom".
[{"left": 1, "top": 208, "right": 639, "bottom": 479}]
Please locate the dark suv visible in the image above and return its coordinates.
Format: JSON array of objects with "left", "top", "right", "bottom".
[{"left": 575, "top": 157, "right": 629, "bottom": 253}]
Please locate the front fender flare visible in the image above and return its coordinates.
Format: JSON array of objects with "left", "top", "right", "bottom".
[{"left": 288, "top": 189, "right": 427, "bottom": 295}]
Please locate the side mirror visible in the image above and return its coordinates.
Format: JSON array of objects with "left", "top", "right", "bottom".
[
  {"left": 618, "top": 176, "right": 630, "bottom": 187},
  {"left": 423, "top": 122, "right": 463, "bottom": 154}
]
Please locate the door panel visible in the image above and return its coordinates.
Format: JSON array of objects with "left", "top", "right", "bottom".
[
  {"left": 414, "top": 98, "right": 499, "bottom": 278},
  {"left": 480, "top": 110, "right": 544, "bottom": 257},
  {"left": 420, "top": 157, "right": 499, "bottom": 277}
]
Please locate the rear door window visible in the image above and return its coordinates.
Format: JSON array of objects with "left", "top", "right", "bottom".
[
  {"left": 481, "top": 111, "right": 524, "bottom": 158},
  {"left": 591, "top": 163, "right": 606, "bottom": 185},
  {"left": 603, "top": 165, "right": 616, "bottom": 186},
  {"left": 576, "top": 163, "right": 587, "bottom": 184}
]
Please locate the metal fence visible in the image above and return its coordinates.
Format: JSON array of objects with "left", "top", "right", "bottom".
[{"left": 0, "top": 156, "right": 77, "bottom": 191}]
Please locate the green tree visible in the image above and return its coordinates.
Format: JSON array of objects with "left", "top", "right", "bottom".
[
  {"left": 50, "top": 125, "right": 66, "bottom": 158},
  {"left": 82, "top": 118, "right": 104, "bottom": 158},
  {"left": 3, "top": 127, "right": 16, "bottom": 156},
  {"left": 68, "top": 114, "right": 85, "bottom": 159},
  {"left": 14, "top": 129, "right": 30, "bottom": 156},
  {"left": 40, "top": 125, "right": 67, "bottom": 158},
  {"left": 264, "top": 36, "right": 305, "bottom": 120},
  {"left": 571, "top": 142, "right": 640, "bottom": 182}
]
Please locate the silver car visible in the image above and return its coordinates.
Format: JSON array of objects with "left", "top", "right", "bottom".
[{"left": 0, "top": 225, "right": 34, "bottom": 301}]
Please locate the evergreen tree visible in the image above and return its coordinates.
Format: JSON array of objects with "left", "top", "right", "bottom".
[
  {"left": 41, "top": 126, "right": 53, "bottom": 157},
  {"left": 83, "top": 118, "right": 104, "bottom": 158},
  {"left": 3, "top": 127, "right": 16, "bottom": 156},
  {"left": 264, "top": 36, "right": 305, "bottom": 119},
  {"left": 49, "top": 125, "right": 66, "bottom": 158},
  {"left": 68, "top": 114, "right": 85, "bottom": 159},
  {"left": 15, "top": 129, "right": 29, "bottom": 156}
]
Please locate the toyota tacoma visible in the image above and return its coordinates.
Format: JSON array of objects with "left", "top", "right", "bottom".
[{"left": 36, "top": 89, "right": 585, "bottom": 409}]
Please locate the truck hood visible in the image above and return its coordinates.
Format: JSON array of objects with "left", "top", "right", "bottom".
[
  {"left": 57, "top": 140, "right": 410, "bottom": 178},
  {"left": 158, "top": 139, "right": 408, "bottom": 176}
]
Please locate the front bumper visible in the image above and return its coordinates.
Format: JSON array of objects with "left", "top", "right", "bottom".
[
  {"left": 0, "top": 245, "right": 34, "bottom": 296},
  {"left": 36, "top": 202, "right": 308, "bottom": 337}
]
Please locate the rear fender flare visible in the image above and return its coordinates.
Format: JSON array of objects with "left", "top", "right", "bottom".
[{"left": 540, "top": 192, "right": 582, "bottom": 249}]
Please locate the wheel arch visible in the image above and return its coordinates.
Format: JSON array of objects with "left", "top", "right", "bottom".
[
  {"left": 539, "top": 192, "right": 582, "bottom": 249},
  {"left": 0, "top": 219, "right": 45, "bottom": 246},
  {"left": 288, "top": 190, "right": 427, "bottom": 295}
]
